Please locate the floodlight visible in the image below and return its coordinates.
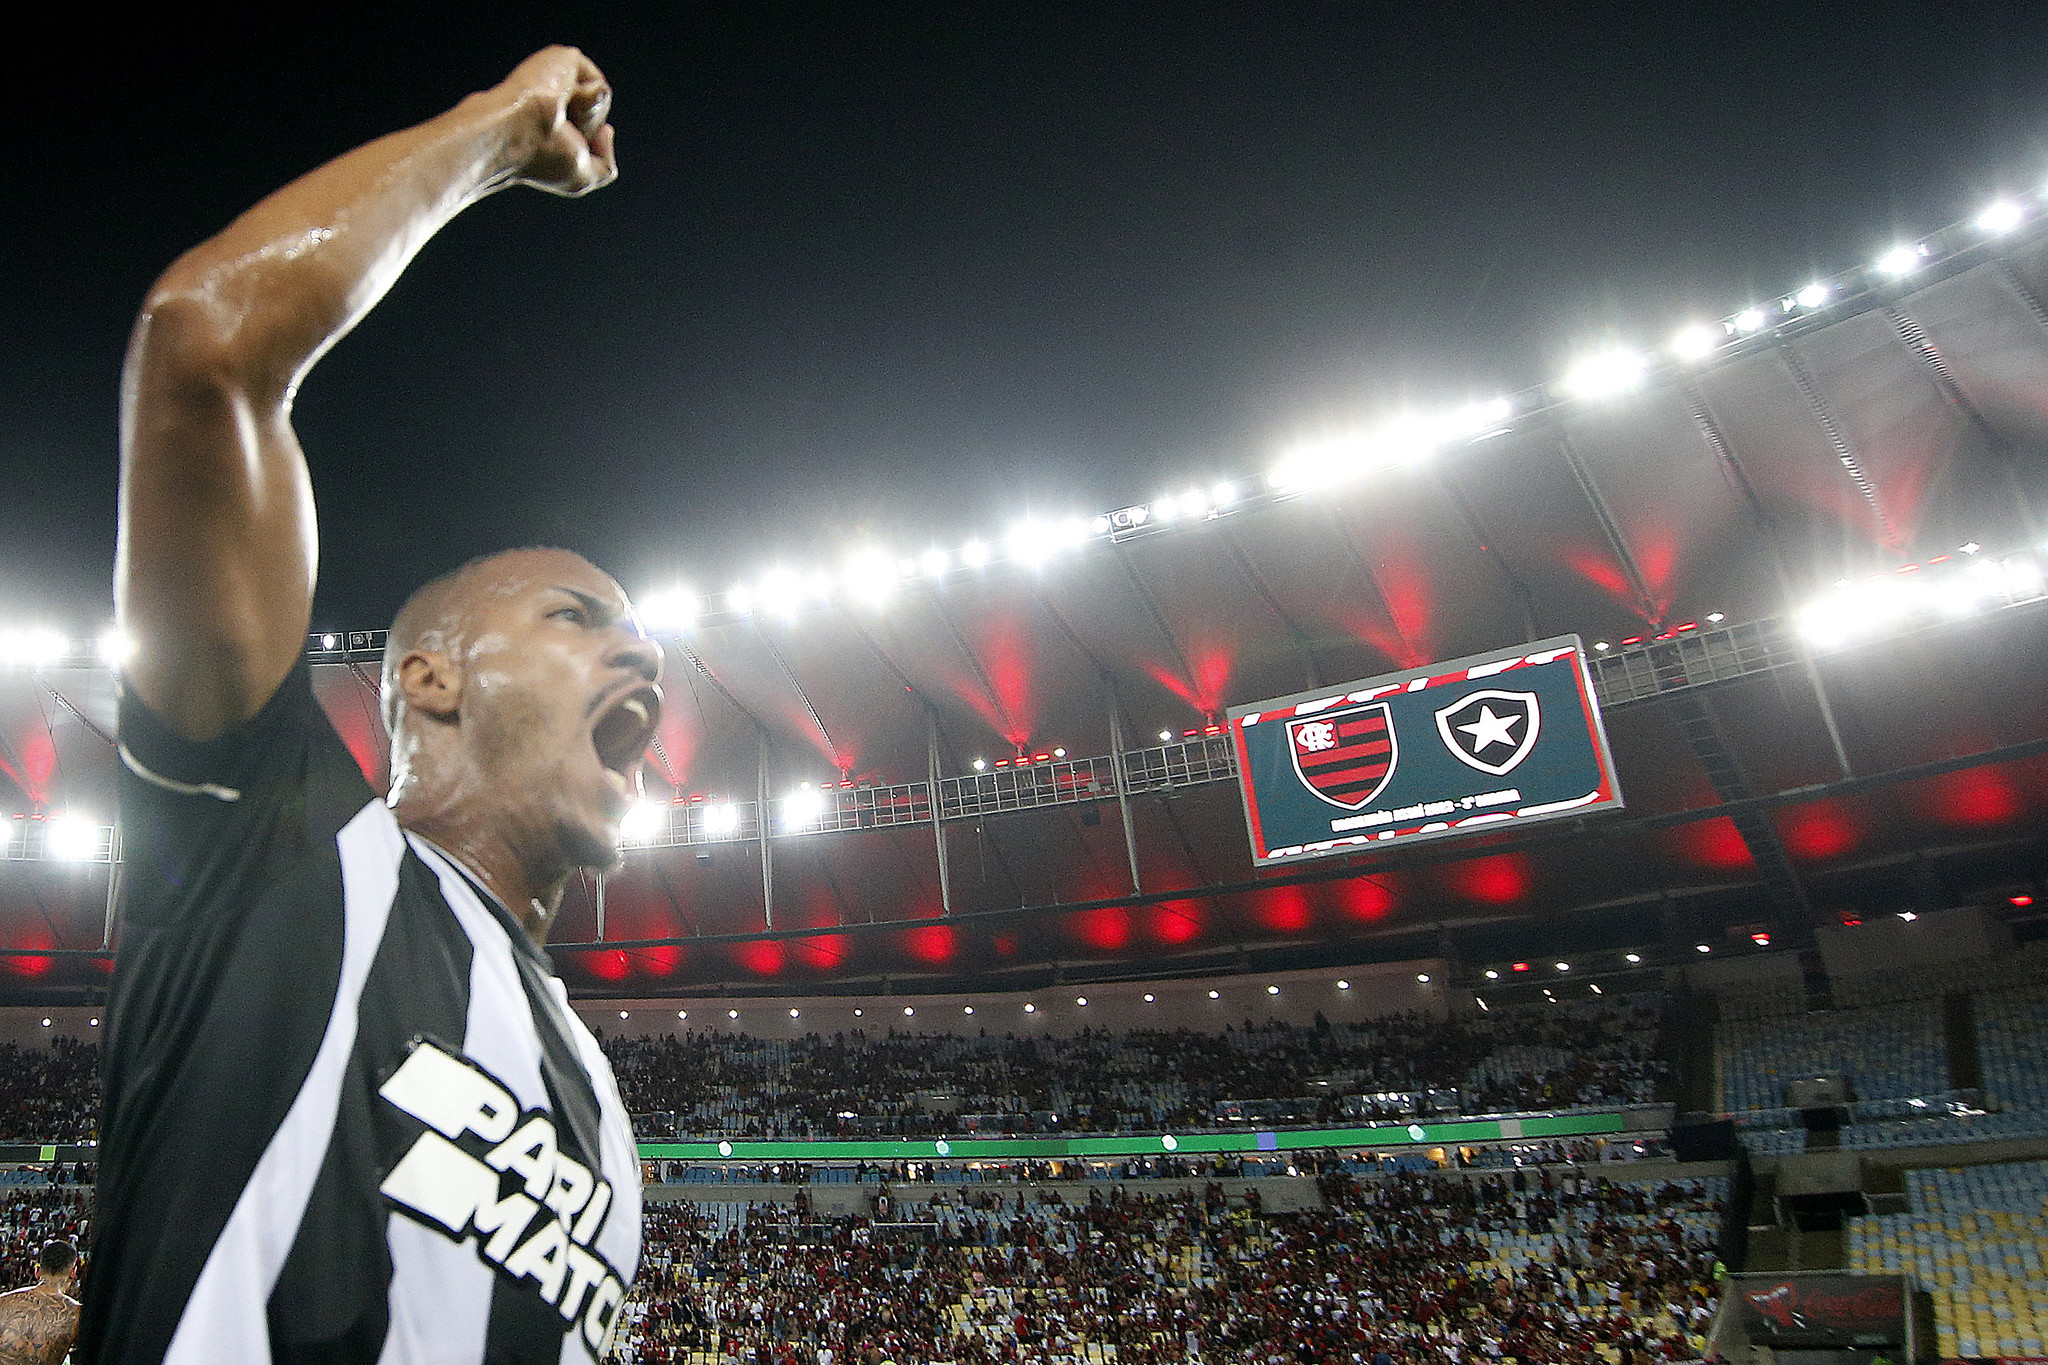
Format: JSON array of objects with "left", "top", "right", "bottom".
[
  {"left": 1560, "top": 349, "right": 1648, "bottom": 400},
  {"left": 790, "top": 1008, "right": 800, "bottom": 1018},
  {"left": 1732, "top": 308, "right": 1766, "bottom": 334},
  {"left": 47, "top": 816, "right": 101, "bottom": 863},
  {"left": 636, "top": 588, "right": 698, "bottom": 633},
  {"left": 0, "top": 629, "right": 67, "bottom": 667},
  {"left": 1075, "top": 996, "right": 1087, "bottom": 1006},
  {"left": 1024, "top": 1003, "right": 1036, "bottom": 1012},
  {"left": 1795, "top": 601, "right": 1852, "bottom": 649},
  {"left": 1670, "top": 325, "right": 1718, "bottom": 361},
  {"left": 971, "top": 758, "right": 986, "bottom": 771},
  {"left": 922, "top": 547, "right": 950, "bottom": 577},
  {"left": 319, "top": 633, "right": 338, "bottom": 651},
  {"left": 1624, "top": 953, "right": 1642, "bottom": 963},
  {"left": 959, "top": 540, "right": 990, "bottom": 568},
  {"left": 1416, "top": 974, "right": 1430, "bottom": 983},
  {"left": 783, "top": 785, "right": 827, "bottom": 828},
  {"left": 618, "top": 801, "right": 666, "bottom": 845},
  {"left": 1445, "top": 397, "right": 1513, "bottom": 438},
  {"left": 98, "top": 627, "right": 136, "bottom": 668},
  {"left": 1796, "top": 282, "right": 1831, "bottom": 308},
  {"left": 726, "top": 584, "right": 756, "bottom": 615},
  {"left": 903, "top": 1006, "right": 914, "bottom": 1016},
  {"left": 1266, "top": 985, "right": 1279, "bottom": 995},
  {"left": 1090, "top": 515, "right": 1112, "bottom": 535},
  {"left": 1485, "top": 970, "right": 1499, "bottom": 980},
  {"left": 842, "top": 553, "right": 896, "bottom": 607},
  {"left": 758, "top": 571, "right": 806, "bottom": 618},
  {"left": 1207, "top": 990, "right": 1220, "bottom": 999},
  {"left": 1211, "top": 480, "right": 1239, "bottom": 506},
  {"left": 1978, "top": 200, "right": 2024, "bottom": 234},
  {"left": 804, "top": 571, "right": 834, "bottom": 602},
  {"left": 1159, "top": 730, "right": 1172, "bottom": 742},
  {"left": 1143, "top": 993, "right": 1155, "bottom": 1002},
  {"left": 1336, "top": 980, "right": 1350, "bottom": 990},
  {"left": 704, "top": 802, "right": 740, "bottom": 836},
  {"left": 1875, "top": 245, "right": 1924, "bottom": 277},
  {"left": 963, "top": 1005, "right": 974, "bottom": 1014}
]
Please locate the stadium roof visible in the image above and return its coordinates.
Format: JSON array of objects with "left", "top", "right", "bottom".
[{"left": 5, "top": 222, "right": 2048, "bottom": 1003}]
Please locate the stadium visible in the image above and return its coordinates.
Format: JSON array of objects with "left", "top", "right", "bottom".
[{"left": 11, "top": 27, "right": 2048, "bottom": 1365}]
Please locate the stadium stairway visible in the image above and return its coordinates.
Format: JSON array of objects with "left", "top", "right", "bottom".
[
  {"left": 1945, "top": 990, "right": 1984, "bottom": 1092},
  {"left": 1663, "top": 989, "right": 1719, "bottom": 1118}
]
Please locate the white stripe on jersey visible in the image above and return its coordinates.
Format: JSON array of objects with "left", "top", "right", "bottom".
[
  {"left": 552, "top": 973, "right": 643, "bottom": 1346},
  {"left": 376, "top": 834, "right": 557, "bottom": 1365},
  {"left": 163, "top": 798, "right": 405, "bottom": 1365}
]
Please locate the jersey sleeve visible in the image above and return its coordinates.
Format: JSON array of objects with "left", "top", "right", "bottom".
[{"left": 115, "top": 660, "right": 378, "bottom": 931}]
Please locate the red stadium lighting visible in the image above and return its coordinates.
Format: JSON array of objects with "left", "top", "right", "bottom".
[
  {"left": 1511, "top": 962, "right": 1530, "bottom": 973},
  {"left": 1750, "top": 932, "right": 1771, "bottom": 946},
  {"left": 2013, "top": 895, "right": 2035, "bottom": 907}
]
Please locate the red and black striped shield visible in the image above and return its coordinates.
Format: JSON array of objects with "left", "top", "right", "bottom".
[{"left": 1285, "top": 702, "right": 1398, "bottom": 810}]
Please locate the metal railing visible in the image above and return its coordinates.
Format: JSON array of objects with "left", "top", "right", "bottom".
[{"left": 11, "top": 595, "right": 2044, "bottom": 863}]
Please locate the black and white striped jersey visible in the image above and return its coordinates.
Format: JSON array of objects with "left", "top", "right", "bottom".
[{"left": 81, "top": 663, "right": 641, "bottom": 1364}]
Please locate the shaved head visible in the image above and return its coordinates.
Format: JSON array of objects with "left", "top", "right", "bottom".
[{"left": 380, "top": 547, "right": 585, "bottom": 734}]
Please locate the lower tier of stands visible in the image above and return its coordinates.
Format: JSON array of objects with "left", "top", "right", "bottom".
[{"left": 619, "top": 1168, "right": 1725, "bottom": 1364}]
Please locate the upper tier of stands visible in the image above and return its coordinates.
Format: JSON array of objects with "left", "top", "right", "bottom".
[
  {"left": 1713, "top": 953, "right": 2048, "bottom": 1157},
  {"left": 609, "top": 994, "right": 1665, "bottom": 1141}
]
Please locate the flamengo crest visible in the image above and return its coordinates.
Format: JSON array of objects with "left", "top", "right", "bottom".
[
  {"left": 1286, "top": 701, "right": 1398, "bottom": 810},
  {"left": 1434, "top": 689, "right": 1541, "bottom": 776}
]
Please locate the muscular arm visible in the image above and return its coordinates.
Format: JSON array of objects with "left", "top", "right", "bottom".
[{"left": 117, "top": 47, "right": 616, "bottom": 741}]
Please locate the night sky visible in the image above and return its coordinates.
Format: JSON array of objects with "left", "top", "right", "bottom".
[{"left": 12, "top": 2, "right": 2048, "bottom": 636}]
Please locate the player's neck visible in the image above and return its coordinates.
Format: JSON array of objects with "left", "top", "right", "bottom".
[{"left": 397, "top": 816, "right": 565, "bottom": 945}]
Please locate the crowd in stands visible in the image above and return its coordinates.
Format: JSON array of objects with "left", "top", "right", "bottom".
[
  {"left": 0, "top": 1187, "right": 90, "bottom": 1297},
  {"left": 607, "top": 995, "right": 1666, "bottom": 1141},
  {"left": 616, "top": 1168, "right": 1723, "bottom": 1364},
  {"left": 0, "top": 1038, "right": 98, "bottom": 1142},
  {"left": 1849, "top": 1158, "right": 2048, "bottom": 1360}
]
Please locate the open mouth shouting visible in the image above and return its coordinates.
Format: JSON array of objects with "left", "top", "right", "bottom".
[{"left": 589, "top": 683, "right": 663, "bottom": 807}]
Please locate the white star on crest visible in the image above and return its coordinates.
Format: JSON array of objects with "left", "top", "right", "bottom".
[{"left": 1456, "top": 705, "right": 1522, "bottom": 752}]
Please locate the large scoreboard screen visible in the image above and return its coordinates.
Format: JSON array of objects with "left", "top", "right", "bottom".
[{"left": 1228, "top": 635, "right": 1623, "bottom": 866}]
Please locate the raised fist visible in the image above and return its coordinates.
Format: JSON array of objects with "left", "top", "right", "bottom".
[{"left": 498, "top": 46, "right": 617, "bottom": 197}]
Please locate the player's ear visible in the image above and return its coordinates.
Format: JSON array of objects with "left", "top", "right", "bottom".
[{"left": 397, "top": 649, "right": 462, "bottom": 721}]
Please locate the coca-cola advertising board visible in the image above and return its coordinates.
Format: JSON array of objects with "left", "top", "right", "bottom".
[{"left": 1734, "top": 1273, "right": 1907, "bottom": 1348}]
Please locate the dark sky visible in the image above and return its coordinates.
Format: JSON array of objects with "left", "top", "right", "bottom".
[{"left": 11, "top": 1, "right": 2048, "bottom": 634}]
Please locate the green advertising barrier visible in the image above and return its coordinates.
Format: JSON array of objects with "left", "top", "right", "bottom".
[{"left": 638, "top": 1109, "right": 1627, "bottom": 1162}]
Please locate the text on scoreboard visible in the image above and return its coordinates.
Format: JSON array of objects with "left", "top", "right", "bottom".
[{"left": 1227, "top": 635, "right": 1622, "bottom": 866}]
